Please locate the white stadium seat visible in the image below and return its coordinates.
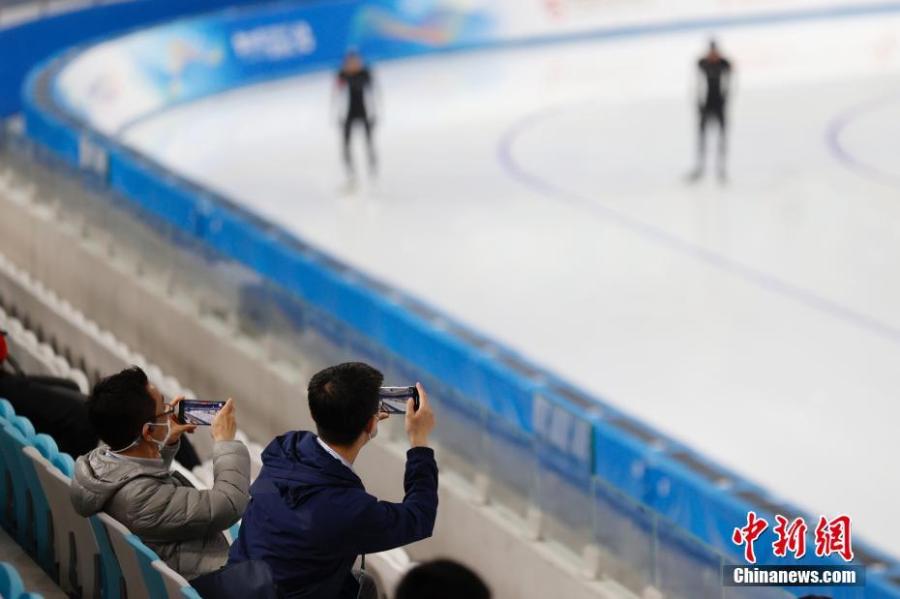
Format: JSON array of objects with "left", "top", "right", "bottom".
[{"left": 23, "top": 447, "right": 101, "bottom": 599}]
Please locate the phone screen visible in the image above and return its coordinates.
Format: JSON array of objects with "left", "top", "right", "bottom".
[
  {"left": 178, "top": 400, "right": 226, "bottom": 425},
  {"left": 378, "top": 386, "right": 419, "bottom": 415}
]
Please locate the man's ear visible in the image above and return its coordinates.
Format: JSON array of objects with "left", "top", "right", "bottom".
[
  {"left": 140, "top": 422, "right": 151, "bottom": 441},
  {"left": 363, "top": 413, "right": 378, "bottom": 435}
]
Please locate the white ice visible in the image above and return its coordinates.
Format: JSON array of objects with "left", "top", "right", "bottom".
[{"left": 123, "top": 11, "right": 900, "bottom": 554}]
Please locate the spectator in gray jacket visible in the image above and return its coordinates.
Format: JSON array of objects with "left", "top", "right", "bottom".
[{"left": 70, "top": 366, "right": 250, "bottom": 579}]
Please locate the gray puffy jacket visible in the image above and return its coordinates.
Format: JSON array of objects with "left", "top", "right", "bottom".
[{"left": 70, "top": 439, "right": 250, "bottom": 579}]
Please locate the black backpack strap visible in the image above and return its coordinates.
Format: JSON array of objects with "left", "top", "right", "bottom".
[{"left": 353, "top": 564, "right": 378, "bottom": 599}]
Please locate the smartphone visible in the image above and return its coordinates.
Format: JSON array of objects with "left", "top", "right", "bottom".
[
  {"left": 177, "top": 400, "right": 226, "bottom": 425},
  {"left": 379, "top": 386, "right": 420, "bottom": 415}
]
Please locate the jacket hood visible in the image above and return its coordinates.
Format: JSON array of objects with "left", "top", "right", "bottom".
[
  {"left": 70, "top": 446, "right": 170, "bottom": 516},
  {"left": 257, "top": 431, "right": 362, "bottom": 507}
]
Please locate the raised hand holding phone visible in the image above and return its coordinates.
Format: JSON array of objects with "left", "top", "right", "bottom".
[
  {"left": 211, "top": 398, "right": 236, "bottom": 442},
  {"left": 167, "top": 397, "right": 197, "bottom": 444},
  {"left": 379, "top": 386, "right": 419, "bottom": 414},
  {"left": 179, "top": 399, "right": 228, "bottom": 425},
  {"left": 405, "top": 383, "right": 435, "bottom": 448}
]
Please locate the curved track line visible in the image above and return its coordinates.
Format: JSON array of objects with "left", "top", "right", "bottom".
[{"left": 497, "top": 102, "right": 900, "bottom": 346}]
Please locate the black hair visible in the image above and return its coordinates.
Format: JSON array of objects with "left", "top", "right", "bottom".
[
  {"left": 395, "top": 559, "right": 491, "bottom": 599},
  {"left": 87, "top": 366, "right": 155, "bottom": 450},
  {"left": 308, "top": 362, "right": 382, "bottom": 446}
]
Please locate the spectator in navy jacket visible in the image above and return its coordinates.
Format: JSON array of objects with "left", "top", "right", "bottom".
[{"left": 229, "top": 362, "right": 438, "bottom": 599}]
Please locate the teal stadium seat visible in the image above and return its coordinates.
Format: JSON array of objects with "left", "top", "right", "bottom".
[
  {"left": 0, "top": 397, "right": 14, "bottom": 420},
  {"left": 1, "top": 419, "right": 55, "bottom": 576},
  {"left": 24, "top": 434, "right": 58, "bottom": 575},
  {"left": 96, "top": 512, "right": 150, "bottom": 599},
  {"left": 25, "top": 445, "right": 102, "bottom": 598},
  {"left": 10, "top": 414, "right": 35, "bottom": 440},
  {"left": 0, "top": 561, "right": 26, "bottom": 598},
  {"left": 180, "top": 585, "right": 203, "bottom": 599},
  {"left": 0, "top": 397, "right": 13, "bottom": 528},
  {"left": 0, "top": 418, "right": 34, "bottom": 547},
  {"left": 227, "top": 520, "right": 241, "bottom": 544},
  {"left": 127, "top": 535, "right": 169, "bottom": 598},
  {"left": 151, "top": 559, "right": 197, "bottom": 599},
  {"left": 0, "top": 561, "right": 46, "bottom": 599},
  {"left": 52, "top": 452, "right": 74, "bottom": 477},
  {"left": 88, "top": 513, "right": 125, "bottom": 599},
  {"left": 31, "top": 434, "right": 58, "bottom": 461}
]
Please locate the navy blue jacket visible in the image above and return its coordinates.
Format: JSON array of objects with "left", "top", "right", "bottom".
[{"left": 229, "top": 431, "right": 438, "bottom": 598}]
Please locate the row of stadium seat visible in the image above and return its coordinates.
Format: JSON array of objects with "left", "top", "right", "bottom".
[
  {"left": 0, "top": 248, "right": 181, "bottom": 398},
  {"left": 0, "top": 397, "right": 202, "bottom": 598},
  {"left": 0, "top": 249, "right": 268, "bottom": 482}
]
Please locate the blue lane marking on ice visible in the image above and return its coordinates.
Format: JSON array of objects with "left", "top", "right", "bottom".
[
  {"left": 496, "top": 102, "right": 900, "bottom": 347},
  {"left": 826, "top": 92, "right": 900, "bottom": 190}
]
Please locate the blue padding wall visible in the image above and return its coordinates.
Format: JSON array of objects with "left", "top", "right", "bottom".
[{"left": 0, "top": 0, "right": 281, "bottom": 117}]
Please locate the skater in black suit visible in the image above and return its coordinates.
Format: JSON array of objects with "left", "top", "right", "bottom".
[
  {"left": 334, "top": 51, "right": 379, "bottom": 186},
  {"left": 689, "top": 40, "right": 733, "bottom": 182}
]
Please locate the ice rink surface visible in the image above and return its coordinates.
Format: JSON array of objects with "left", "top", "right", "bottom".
[{"left": 123, "top": 10, "right": 900, "bottom": 553}]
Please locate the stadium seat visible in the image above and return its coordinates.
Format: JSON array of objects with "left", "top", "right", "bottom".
[
  {"left": 0, "top": 417, "right": 64, "bottom": 575},
  {"left": 0, "top": 561, "right": 46, "bottom": 599},
  {"left": 180, "top": 585, "right": 203, "bottom": 599},
  {"left": 227, "top": 521, "right": 241, "bottom": 545},
  {"left": 25, "top": 446, "right": 101, "bottom": 598},
  {"left": 0, "top": 419, "right": 34, "bottom": 546},
  {"left": 127, "top": 535, "right": 169, "bottom": 598},
  {"left": 0, "top": 397, "right": 15, "bottom": 420},
  {"left": 22, "top": 433, "right": 59, "bottom": 580},
  {"left": 151, "top": 559, "right": 197, "bottom": 599},
  {"left": 12, "top": 416, "right": 58, "bottom": 577},
  {"left": 0, "top": 398, "right": 13, "bottom": 520},
  {"left": 88, "top": 515, "right": 124, "bottom": 599},
  {"left": 0, "top": 561, "right": 26, "bottom": 598},
  {"left": 30, "top": 434, "right": 58, "bottom": 462},
  {"left": 52, "top": 452, "right": 74, "bottom": 477},
  {"left": 10, "top": 414, "right": 35, "bottom": 440},
  {"left": 96, "top": 512, "right": 150, "bottom": 599}
]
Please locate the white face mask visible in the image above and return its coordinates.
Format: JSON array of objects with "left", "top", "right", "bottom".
[
  {"left": 112, "top": 421, "right": 171, "bottom": 454},
  {"left": 145, "top": 422, "right": 172, "bottom": 451}
]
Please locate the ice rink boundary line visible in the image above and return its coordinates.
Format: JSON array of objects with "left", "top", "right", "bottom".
[
  {"left": 113, "top": 1, "right": 900, "bottom": 137},
  {"left": 827, "top": 92, "right": 900, "bottom": 189},
  {"left": 497, "top": 102, "right": 900, "bottom": 348}
]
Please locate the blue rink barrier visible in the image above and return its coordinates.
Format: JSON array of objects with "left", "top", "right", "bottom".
[
  {"left": 17, "top": 1, "right": 900, "bottom": 597},
  {"left": 0, "top": 0, "right": 274, "bottom": 117}
]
